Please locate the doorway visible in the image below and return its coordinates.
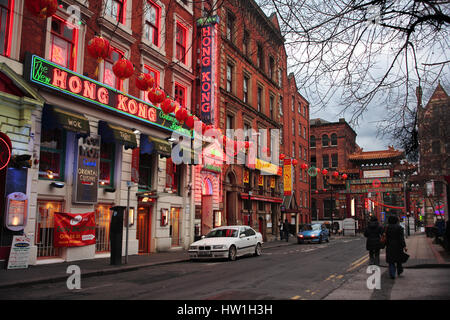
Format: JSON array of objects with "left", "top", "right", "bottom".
[
  {"left": 137, "top": 206, "right": 152, "bottom": 254},
  {"left": 170, "top": 207, "right": 180, "bottom": 246}
]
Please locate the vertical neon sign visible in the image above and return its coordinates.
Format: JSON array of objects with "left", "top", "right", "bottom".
[{"left": 198, "top": 15, "right": 219, "bottom": 125}]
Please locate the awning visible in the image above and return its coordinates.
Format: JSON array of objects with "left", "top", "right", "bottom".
[
  {"left": 240, "top": 193, "right": 283, "bottom": 203},
  {"left": 148, "top": 136, "right": 172, "bottom": 157},
  {"left": 98, "top": 120, "right": 137, "bottom": 149},
  {"left": 42, "top": 104, "right": 90, "bottom": 137}
]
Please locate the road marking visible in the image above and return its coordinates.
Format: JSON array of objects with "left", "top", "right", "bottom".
[
  {"left": 336, "top": 275, "right": 344, "bottom": 279},
  {"left": 291, "top": 295, "right": 301, "bottom": 300},
  {"left": 350, "top": 255, "right": 368, "bottom": 266},
  {"left": 347, "top": 256, "right": 369, "bottom": 272},
  {"left": 325, "top": 274, "right": 336, "bottom": 281}
]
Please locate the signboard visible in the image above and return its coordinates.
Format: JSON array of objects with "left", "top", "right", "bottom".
[
  {"left": 54, "top": 212, "right": 96, "bottom": 247},
  {"left": 283, "top": 159, "right": 293, "bottom": 196},
  {"left": 0, "top": 132, "right": 11, "bottom": 171},
  {"left": 24, "top": 54, "right": 191, "bottom": 137},
  {"left": 258, "top": 175, "right": 264, "bottom": 186},
  {"left": 255, "top": 158, "right": 281, "bottom": 176},
  {"left": 270, "top": 177, "right": 276, "bottom": 189},
  {"left": 198, "top": 16, "right": 218, "bottom": 125},
  {"left": 73, "top": 135, "right": 101, "bottom": 204},
  {"left": 131, "top": 148, "right": 140, "bottom": 184},
  {"left": 363, "top": 169, "right": 390, "bottom": 179},
  {"left": 7, "top": 234, "right": 32, "bottom": 269},
  {"left": 243, "top": 169, "right": 250, "bottom": 184}
]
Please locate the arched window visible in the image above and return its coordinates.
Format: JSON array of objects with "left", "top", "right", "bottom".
[
  {"left": 322, "top": 134, "right": 329, "bottom": 147},
  {"left": 331, "top": 133, "right": 337, "bottom": 146},
  {"left": 310, "top": 135, "right": 316, "bottom": 148}
]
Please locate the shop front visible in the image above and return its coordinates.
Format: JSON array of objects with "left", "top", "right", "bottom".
[{"left": 22, "top": 54, "right": 193, "bottom": 264}]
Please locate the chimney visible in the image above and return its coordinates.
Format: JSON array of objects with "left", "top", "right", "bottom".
[{"left": 339, "top": 118, "right": 345, "bottom": 123}]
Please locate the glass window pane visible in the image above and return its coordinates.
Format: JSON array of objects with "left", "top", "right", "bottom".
[{"left": 51, "top": 36, "right": 69, "bottom": 67}]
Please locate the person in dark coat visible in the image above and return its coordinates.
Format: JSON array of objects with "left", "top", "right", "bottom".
[
  {"left": 283, "top": 219, "right": 290, "bottom": 242},
  {"left": 278, "top": 219, "right": 284, "bottom": 240},
  {"left": 364, "top": 216, "right": 384, "bottom": 265},
  {"left": 385, "top": 215, "right": 407, "bottom": 279}
]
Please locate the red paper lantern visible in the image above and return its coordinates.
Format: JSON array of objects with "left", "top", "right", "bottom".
[
  {"left": 244, "top": 141, "right": 251, "bottom": 149},
  {"left": 279, "top": 153, "right": 285, "bottom": 160},
  {"left": 185, "top": 115, "right": 195, "bottom": 129},
  {"left": 112, "top": 57, "right": 134, "bottom": 80},
  {"left": 175, "top": 107, "right": 188, "bottom": 124},
  {"left": 342, "top": 174, "right": 348, "bottom": 180},
  {"left": 315, "top": 190, "right": 319, "bottom": 194},
  {"left": 301, "top": 163, "right": 308, "bottom": 170},
  {"left": 87, "top": 36, "right": 110, "bottom": 61},
  {"left": 148, "top": 87, "right": 165, "bottom": 104},
  {"left": 161, "top": 98, "right": 178, "bottom": 115},
  {"left": 322, "top": 169, "right": 328, "bottom": 175},
  {"left": 333, "top": 171, "right": 339, "bottom": 178},
  {"left": 26, "top": 0, "right": 58, "bottom": 19},
  {"left": 135, "top": 73, "right": 154, "bottom": 91},
  {"left": 292, "top": 159, "right": 298, "bottom": 166}
]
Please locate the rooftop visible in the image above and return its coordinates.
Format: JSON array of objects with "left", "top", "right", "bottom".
[{"left": 349, "top": 146, "right": 404, "bottom": 161}]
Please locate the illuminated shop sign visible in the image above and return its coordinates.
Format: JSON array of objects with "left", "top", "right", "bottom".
[
  {"left": 198, "top": 16, "right": 218, "bottom": 125},
  {"left": 24, "top": 54, "right": 191, "bottom": 137}
]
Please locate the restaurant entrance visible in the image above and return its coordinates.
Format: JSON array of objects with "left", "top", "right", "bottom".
[{"left": 137, "top": 206, "right": 152, "bottom": 254}]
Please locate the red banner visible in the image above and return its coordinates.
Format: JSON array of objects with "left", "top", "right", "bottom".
[{"left": 54, "top": 212, "right": 96, "bottom": 247}]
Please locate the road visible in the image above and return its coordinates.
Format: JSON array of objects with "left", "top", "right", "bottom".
[{"left": 0, "top": 236, "right": 368, "bottom": 300}]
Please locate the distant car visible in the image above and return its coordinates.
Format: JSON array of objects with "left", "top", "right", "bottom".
[
  {"left": 297, "top": 223, "right": 329, "bottom": 244},
  {"left": 188, "top": 226, "right": 263, "bottom": 261}
]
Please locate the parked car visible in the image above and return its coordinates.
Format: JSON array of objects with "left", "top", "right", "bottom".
[
  {"left": 188, "top": 226, "right": 263, "bottom": 261},
  {"left": 297, "top": 223, "right": 329, "bottom": 244}
]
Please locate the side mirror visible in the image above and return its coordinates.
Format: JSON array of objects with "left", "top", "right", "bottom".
[
  {"left": 240, "top": 233, "right": 246, "bottom": 238},
  {"left": 201, "top": 235, "right": 205, "bottom": 239}
]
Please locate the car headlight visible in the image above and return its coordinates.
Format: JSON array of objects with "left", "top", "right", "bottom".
[
  {"left": 189, "top": 246, "right": 198, "bottom": 250},
  {"left": 213, "top": 245, "right": 225, "bottom": 249},
  {"left": 298, "top": 235, "right": 304, "bottom": 238}
]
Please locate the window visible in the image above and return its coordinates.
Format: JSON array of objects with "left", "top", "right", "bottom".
[
  {"left": 105, "top": 0, "right": 126, "bottom": 24},
  {"left": 269, "top": 95, "right": 274, "bottom": 118},
  {"left": 304, "top": 127, "right": 307, "bottom": 138},
  {"left": 36, "top": 200, "right": 63, "bottom": 257},
  {"left": 144, "top": 1, "right": 160, "bottom": 46},
  {"left": 226, "top": 114, "right": 234, "bottom": 138},
  {"left": 0, "top": 0, "right": 12, "bottom": 57},
  {"left": 322, "top": 154, "right": 329, "bottom": 168},
  {"left": 291, "top": 96, "right": 295, "bottom": 112},
  {"left": 226, "top": 11, "right": 235, "bottom": 42},
  {"left": 226, "top": 63, "right": 233, "bottom": 93},
  {"left": 269, "top": 56, "right": 274, "bottom": 80},
  {"left": 166, "top": 157, "right": 182, "bottom": 195},
  {"left": 99, "top": 141, "right": 115, "bottom": 187},
  {"left": 176, "top": 22, "right": 187, "bottom": 64},
  {"left": 278, "top": 68, "right": 282, "bottom": 87},
  {"left": 331, "top": 154, "right": 338, "bottom": 168},
  {"left": 322, "top": 134, "right": 329, "bottom": 147},
  {"left": 299, "top": 123, "right": 301, "bottom": 136},
  {"left": 311, "top": 176, "right": 317, "bottom": 190},
  {"left": 174, "top": 82, "right": 186, "bottom": 107},
  {"left": 304, "top": 148, "right": 307, "bottom": 160},
  {"left": 310, "top": 135, "right": 316, "bottom": 148},
  {"left": 331, "top": 133, "right": 337, "bottom": 146},
  {"left": 243, "top": 75, "right": 249, "bottom": 103},
  {"left": 49, "top": 16, "right": 78, "bottom": 70},
  {"left": 95, "top": 204, "right": 112, "bottom": 253},
  {"left": 280, "top": 127, "right": 283, "bottom": 144},
  {"left": 39, "top": 128, "right": 65, "bottom": 181},
  {"left": 279, "top": 96, "right": 283, "bottom": 115},
  {"left": 257, "top": 43, "right": 263, "bottom": 69},
  {"left": 292, "top": 119, "right": 295, "bottom": 135},
  {"left": 139, "top": 153, "right": 153, "bottom": 190},
  {"left": 323, "top": 176, "right": 329, "bottom": 189},
  {"left": 103, "top": 47, "right": 123, "bottom": 90},
  {"left": 299, "top": 146, "right": 302, "bottom": 159},
  {"left": 143, "top": 65, "right": 160, "bottom": 103},
  {"left": 243, "top": 30, "right": 249, "bottom": 56},
  {"left": 292, "top": 142, "right": 295, "bottom": 158},
  {"left": 298, "top": 103, "right": 301, "bottom": 114},
  {"left": 257, "top": 86, "right": 263, "bottom": 112},
  {"left": 311, "top": 156, "right": 316, "bottom": 167},
  {"left": 244, "top": 123, "right": 251, "bottom": 142},
  {"left": 324, "top": 199, "right": 334, "bottom": 218}
]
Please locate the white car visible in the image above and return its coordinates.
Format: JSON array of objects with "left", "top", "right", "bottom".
[{"left": 189, "top": 226, "right": 263, "bottom": 261}]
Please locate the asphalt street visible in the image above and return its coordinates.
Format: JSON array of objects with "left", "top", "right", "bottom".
[{"left": 0, "top": 236, "right": 368, "bottom": 300}]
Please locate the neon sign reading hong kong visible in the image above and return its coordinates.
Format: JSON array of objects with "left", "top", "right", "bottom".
[{"left": 24, "top": 54, "right": 191, "bottom": 137}]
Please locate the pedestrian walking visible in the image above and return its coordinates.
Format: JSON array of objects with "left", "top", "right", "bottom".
[
  {"left": 364, "top": 216, "right": 384, "bottom": 265},
  {"left": 283, "top": 219, "right": 290, "bottom": 242},
  {"left": 385, "top": 215, "right": 407, "bottom": 279},
  {"left": 278, "top": 219, "right": 284, "bottom": 240}
]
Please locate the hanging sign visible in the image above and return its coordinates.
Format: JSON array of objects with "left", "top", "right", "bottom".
[
  {"left": 270, "top": 177, "right": 276, "bottom": 189},
  {"left": 73, "top": 135, "right": 101, "bottom": 204},
  {"left": 54, "top": 212, "right": 96, "bottom": 247},
  {"left": 283, "top": 159, "right": 293, "bottom": 196},
  {"left": 258, "top": 175, "right": 264, "bottom": 186},
  {"left": 131, "top": 148, "right": 140, "bottom": 184},
  {"left": 24, "top": 54, "right": 191, "bottom": 137}
]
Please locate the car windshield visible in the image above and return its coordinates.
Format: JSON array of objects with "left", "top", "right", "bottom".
[
  {"left": 301, "top": 224, "right": 321, "bottom": 231},
  {"left": 205, "top": 228, "right": 238, "bottom": 238}
]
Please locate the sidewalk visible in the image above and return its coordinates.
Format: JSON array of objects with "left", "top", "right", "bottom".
[
  {"left": 325, "top": 233, "right": 450, "bottom": 300},
  {"left": 0, "top": 237, "right": 296, "bottom": 289}
]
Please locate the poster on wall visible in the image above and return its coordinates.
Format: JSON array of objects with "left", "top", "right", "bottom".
[
  {"left": 73, "top": 134, "right": 101, "bottom": 203},
  {"left": 54, "top": 212, "right": 96, "bottom": 247}
]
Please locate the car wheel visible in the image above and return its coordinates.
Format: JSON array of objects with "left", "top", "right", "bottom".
[
  {"left": 297, "top": 239, "right": 303, "bottom": 244},
  {"left": 254, "top": 243, "right": 262, "bottom": 256},
  {"left": 326, "top": 236, "right": 329, "bottom": 243},
  {"left": 319, "top": 235, "right": 323, "bottom": 244},
  {"left": 228, "top": 245, "right": 237, "bottom": 261}
]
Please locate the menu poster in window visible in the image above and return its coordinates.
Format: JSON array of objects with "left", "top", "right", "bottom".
[
  {"left": 7, "top": 234, "right": 32, "bottom": 269},
  {"left": 73, "top": 135, "right": 101, "bottom": 203},
  {"left": 54, "top": 212, "right": 96, "bottom": 247}
]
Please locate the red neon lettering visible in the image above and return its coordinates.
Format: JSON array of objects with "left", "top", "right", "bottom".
[
  {"left": 52, "top": 69, "right": 67, "bottom": 90},
  {"left": 201, "top": 72, "right": 211, "bottom": 82},
  {"left": 202, "top": 26, "right": 211, "bottom": 37},
  {"left": 82, "top": 81, "right": 96, "bottom": 100},
  {"left": 202, "top": 82, "right": 211, "bottom": 92},
  {"left": 202, "top": 102, "right": 210, "bottom": 112},
  {"left": 202, "top": 46, "right": 211, "bottom": 58},
  {"left": 128, "top": 99, "right": 138, "bottom": 115},
  {"left": 201, "top": 92, "right": 210, "bottom": 102},
  {"left": 201, "top": 56, "right": 211, "bottom": 66},
  {"left": 68, "top": 76, "right": 82, "bottom": 94},
  {"left": 148, "top": 107, "right": 156, "bottom": 122},
  {"left": 202, "top": 36, "right": 211, "bottom": 48},
  {"left": 98, "top": 87, "right": 109, "bottom": 104},
  {"left": 138, "top": 103, "right": 148, "bottom": 119},
  {"left": 117, "top": 95, "right": 128, "bottom": 111}
]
